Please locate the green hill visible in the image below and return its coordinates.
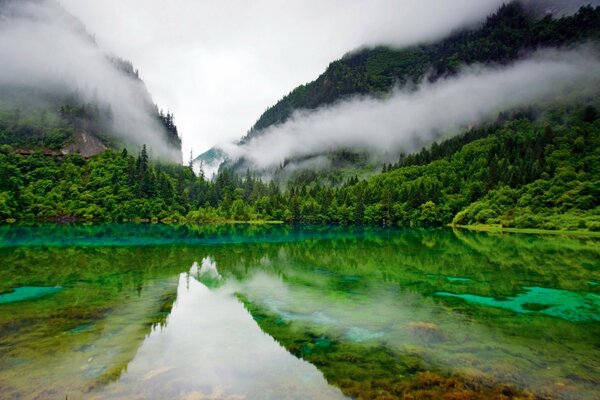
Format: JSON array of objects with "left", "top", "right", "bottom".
[{"left": 197, "top": 2, "right": 600, "bottom": 175}]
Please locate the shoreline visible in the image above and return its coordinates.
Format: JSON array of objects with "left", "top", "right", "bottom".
[
  {"left": 2, "top": 220, "right": 600, "bottom": 238},
  {"left": 451, "top": 224, "right": 600, "bottom": 238}
]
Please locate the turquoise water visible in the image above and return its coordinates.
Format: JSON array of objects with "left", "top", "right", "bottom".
[
  {"left": 0, "top": 286, "right": 62, "bottom": 304},
  {"left": 0, "top": 224, "right": 598, "bottom": 399},
  {"left": 436, "top": 286, "right": 600, "bottom": 322}
]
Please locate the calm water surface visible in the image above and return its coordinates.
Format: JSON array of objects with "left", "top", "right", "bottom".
[{"left": 0, "top": 225, "right": 599, "bottom": 399}]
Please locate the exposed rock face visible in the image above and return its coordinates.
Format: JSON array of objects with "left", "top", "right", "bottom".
[{"left": 61, "top": 132, "right": 107, "bottom": 158}]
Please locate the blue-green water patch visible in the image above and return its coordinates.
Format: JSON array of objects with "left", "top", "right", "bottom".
[
  {"left": 0, "top": 286, "right": 62, "bottom": 305},
  {"left": 69, "top": 323, "right": 95, "bottom": 334},
  {"left": 446, "top": 276, "right": 473, "bottom": 282},
  {"left": 0, "top": 224, "right": 402, "bottom": 248},
  {"left": 313, "top": 337, "right": 332, "bottom": 348},
  {"left": 589, "top": 281, "right": 599, "bottom": 286},
  {"left": 435, "top": 286, "right": 600, "bottom": 322}
]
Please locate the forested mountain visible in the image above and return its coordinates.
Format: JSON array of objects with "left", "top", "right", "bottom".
[
  {"left": 197, "top": 1, "right": 600, "bottom": 175},
  {"left": 246, "top": 1, "right": 599, "bottom": 139},
  {"left": 0, "top": 0, "right": 599, "bottom": 233},
  {"left": 0, "top": 0, "right": 182, "bottom": 162},
  {"left": 2, "top": 101, "right": 598, "bottom": 232}
]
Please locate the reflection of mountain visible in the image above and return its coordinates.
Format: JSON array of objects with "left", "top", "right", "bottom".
[
  {"left": 1, "top": 226, "right": 599, "bottom": 399},
  {"left": 204, "top": 230, "right": 600, "bottom": 399},
  {"left": 239, "top": 297, "right": 514, "bottom": 400},
  {"left": 206, "top": 227, "right": 600, "bottom": 298},
  {"left": 95, "top": 270, "right": 346, "bottom": 399},
  {"left": 0, "top": 243, "right": 203, "bottom": 399},
  {"left": 235, "top": 268, "right": 599, "bottom": 400},
  {"left": 0, "top": 275, "right": 180, "bottom": 399}
]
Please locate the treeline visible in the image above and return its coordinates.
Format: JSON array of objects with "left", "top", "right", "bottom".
[
  {"left": 245, "top": 2, "right": 600, "bottom": 140},
  {"left": 271, "top": 104, "right": 599, "bottom": 230},
  {"left": 0, "top": 143, "right": 280, "bottom": 223},
  {"left": 0, "top": 104, "right": 598, "bottom": 231}
]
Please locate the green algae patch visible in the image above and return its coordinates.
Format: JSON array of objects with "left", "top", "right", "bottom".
[
  {"left": 435, "top": 286, "right": 600, "bottom": 322},
  {"left": 0, "top": 286, "right": 62, "bottom": 304}
]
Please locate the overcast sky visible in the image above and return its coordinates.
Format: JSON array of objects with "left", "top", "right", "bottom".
[{"left": 59, "top": 0, "right": 507, "bottom": 159}]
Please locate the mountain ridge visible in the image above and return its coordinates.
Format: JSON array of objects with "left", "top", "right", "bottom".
[
  {"left": 245, "top": 0, "right": 600, "bottom": 140},
  {"left": 197, "top": 0, "right": 600, "bottom": 175}
]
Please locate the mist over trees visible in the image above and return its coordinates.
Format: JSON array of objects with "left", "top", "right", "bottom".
[
  {"left": 209, "top": 3, "right": 600, "bottom": 173},
  {"left": 0, "top": 1, "right": 599, "bottom": 234},
  {"left": 1, "top": 101, "right": 598, "bottom": 232},
  {"left": 0, "top": 0, "right": 182, "bottom": 162}
]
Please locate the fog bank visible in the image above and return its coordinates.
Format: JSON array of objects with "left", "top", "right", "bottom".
[
  {"left": 224, "top": 47, "right": 600, "bottom": 169},
  {"left": 0, "top": 0, "right": 181, "bottom": 161}
]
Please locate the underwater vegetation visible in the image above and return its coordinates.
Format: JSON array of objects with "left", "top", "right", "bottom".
[{"left": 0, "top": 225, "right": 598, "bottom": 399}]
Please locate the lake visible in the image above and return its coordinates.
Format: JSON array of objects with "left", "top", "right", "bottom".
[{"left": 0, "top": 225, "right": 598, "bottom": 399}]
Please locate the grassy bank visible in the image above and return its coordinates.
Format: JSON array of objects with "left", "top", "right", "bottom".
[{"left": 452, "top": 224, "right": 600, "bottom": 238}]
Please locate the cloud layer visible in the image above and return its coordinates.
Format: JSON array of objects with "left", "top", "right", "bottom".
[
  {"left": 0, "top": 0, "right": 180, "bottom": 161},
  {"left": 60, "top": 0, "right": 512, "bottom": 157},
  {"left": 224, "top": 48, "right": 600, "bottom": 169}
]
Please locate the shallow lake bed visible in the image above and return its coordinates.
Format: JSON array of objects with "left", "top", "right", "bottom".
[{"left": 0, "top": 225, "right": 598, "bottom": 399}]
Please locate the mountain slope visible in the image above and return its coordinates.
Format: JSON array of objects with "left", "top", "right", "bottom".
[
  {"left": 197, "top": 1, "right": 600, "bottom": 176},
  {"left": 188, "top": 101, "right": 600, "bottom": 231},
  {"left": 246, "top": 1, "right": 600, "bottom": 140},
  {"left": 0, "top": 0, "right": 182, "bottom": 162}
]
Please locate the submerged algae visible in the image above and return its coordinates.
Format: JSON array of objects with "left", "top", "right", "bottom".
[
  {"left": 0, "top": 225, "right": 598, "bottom": 399},
  {"left": 435, "top": 286, "right": 600, "bottom": 322},
  {"left": 240, "top": 297, "right": 531, "bottom": 400}
]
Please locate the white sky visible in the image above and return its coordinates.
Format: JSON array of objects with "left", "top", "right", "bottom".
[{"left": 59, "top": 0, "right": 506, "bottom": 159}]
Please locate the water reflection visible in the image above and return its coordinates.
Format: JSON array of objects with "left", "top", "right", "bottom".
[
  {"left": 190, "top": 257, "right": 223, "bottom": 288},
  {"left": 0, "top": 276, "right": 180, "bottom": 399},
  {"left": 0, "top": 225, "right": 598, "bottom": 399},
  {"left": 95, "top": 264, "right": 346, "bottom": 399}
]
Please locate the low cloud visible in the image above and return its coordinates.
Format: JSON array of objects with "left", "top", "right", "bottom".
[
  {"left": 0, "top": 0, "right": 180, "bottom": 161},
  {"left": 223, "top": 47, "right": 600, "bottom": 169}
]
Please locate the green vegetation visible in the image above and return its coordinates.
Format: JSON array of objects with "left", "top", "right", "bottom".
[
  {"left": 1, "top": 103, "right": 599, "bottom": 232},
  {"left": 1, "top": 225, "right": 599, "bottom": 399},
  {"left": 0, "top": 95, "right": 181, "bottom": 152},
  {"left": 1, "top": 3, "right": 599, "bottom": 232}
]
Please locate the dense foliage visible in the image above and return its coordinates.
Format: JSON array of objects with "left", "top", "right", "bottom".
[
  {"left": 244, "top": 2, "right": 600, "bottom": 140},
  {"left": 1, "top": 103, "right": 598, "bottom": 232},
  {"left": 1, "top": 2, "right": 599, "bottom": 232}
]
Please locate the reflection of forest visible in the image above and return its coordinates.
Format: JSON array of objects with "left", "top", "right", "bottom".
[
  {"left": 0, "top": 226, "right": 598, "bottom": 399},
  {"left": 93, "top": 271, "right": 347, "bottom": 399},
  {"left": 208, "top": 229, "right": 599, "bottom": 400},
  {"left": 207, "top": 227, "right": 600, "bottom": 297},
  {"left": 0, "top": 246, "right": 186, "bottom": 399}
]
